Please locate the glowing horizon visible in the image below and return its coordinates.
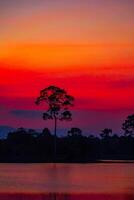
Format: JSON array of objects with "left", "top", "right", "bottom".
[{"left": 0, "top": 0, "right": 134, "bottom": 134}]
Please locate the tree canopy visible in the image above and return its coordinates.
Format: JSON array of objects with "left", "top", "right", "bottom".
[
  {"left": 122, "top": 114, "right": 134, "bottom": 136},
  {"left": 35, "top": 85, "right": 74, "bottom": 121}
]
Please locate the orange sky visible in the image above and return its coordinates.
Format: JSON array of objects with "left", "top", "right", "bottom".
[{"left": 0, "top": 0, "right": 134, "bottom": 134}]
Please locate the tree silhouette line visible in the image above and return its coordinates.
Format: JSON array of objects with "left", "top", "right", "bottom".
[
  {"left": 0, "top": 124, "right": 133, "bottom": 163},
  {"left": 0, "top": 85, "right": 133, "bottom": 163}
]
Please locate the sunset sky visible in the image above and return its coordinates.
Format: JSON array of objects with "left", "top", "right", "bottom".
[{"left": 0, "top": 0, "right": 134, "bottom": 135}]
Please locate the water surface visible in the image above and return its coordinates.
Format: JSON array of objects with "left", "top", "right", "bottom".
[{"left": 0, "top": 163, "right": 133, "bottom": 199}]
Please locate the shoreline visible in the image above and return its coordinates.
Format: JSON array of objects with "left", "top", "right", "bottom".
[{"left": 0, "top": 160, "right": 134, "bottom": 164}]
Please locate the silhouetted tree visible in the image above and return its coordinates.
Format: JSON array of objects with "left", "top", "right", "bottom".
[
  {"left": 41, "top": 128, "right": 52, "bottom": 137},
  {"left": 122, "top": 114, "right": 134, "bottom": 137},
  {"left": 100, "top": 128, "right": 112, "bottom": 138},
  {"left": 35, "top": 85, "right": 74, "bottom": 161},
  {"left": 16, "top": 127, "right": 27, "bottom": 134},
  {"left": 68, "top": 127, "right": 82, "bottom": 137},
  {"left": 28, "top": 129, "right": 38, "bottom": 137}
]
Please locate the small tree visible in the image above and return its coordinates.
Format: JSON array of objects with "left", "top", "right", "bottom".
[
  {"left": 68, "top": 127, "right": 82, "bottom": 137},
  {"left": 41, "top": 128, "right": 52, "bottom": 137},
  {"left": 35, "top": 85, "right": 74, "bottom": 161},
  {"left": 100, "top": 128, "right": 112, "bottom": 139},
  {"left": 122, "top": 114, "right": 134, "bottom": 137}
]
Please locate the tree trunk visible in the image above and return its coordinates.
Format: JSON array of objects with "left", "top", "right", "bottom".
[{"left": 54, "top": 116, "right": 57, "bottom": 162}]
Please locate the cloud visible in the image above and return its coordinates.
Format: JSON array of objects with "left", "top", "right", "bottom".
[
  {"left": 10, "top": 110, "right": 43, "bottom": 119},
  {"left": 6, "top": 108, "right": 134, "bottom": 135},
  {"left": 108, "top": 78, "right": 134, "bottom": 89}
]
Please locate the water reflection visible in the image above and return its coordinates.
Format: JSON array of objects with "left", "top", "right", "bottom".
[
  {"left": 0, "top": 193, "right": 133, "bottom": 200},
  {"left": 0, "top": 163, "right": 134, "bottom": 199},
  {"left": 0, "top": 163, "right": 134, "bottom": 194}
]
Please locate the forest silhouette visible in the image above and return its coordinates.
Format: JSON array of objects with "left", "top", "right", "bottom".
[
  {"left": 0, "top": 86, "right": 133, "bottom": 163},
  {"left": 0, "top": 123, "right": 133, "bottom": 163}
]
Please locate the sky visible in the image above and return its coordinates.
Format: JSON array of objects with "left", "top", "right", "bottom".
[{"left": 0, "top": 0, "right": 134, "bottom": 135}]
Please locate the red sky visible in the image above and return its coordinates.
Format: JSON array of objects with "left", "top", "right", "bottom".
[{"left": 0, "top": 0, "right": 134, "bottom": 135}]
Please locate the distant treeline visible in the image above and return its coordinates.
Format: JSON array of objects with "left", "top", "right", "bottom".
[{"left": 0, "top": 127, "right": 133, "bottom": 163}]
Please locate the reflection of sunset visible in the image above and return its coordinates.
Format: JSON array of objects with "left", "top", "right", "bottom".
[{"left": 0, "top": 164, "right": 133, "bottom": 194}]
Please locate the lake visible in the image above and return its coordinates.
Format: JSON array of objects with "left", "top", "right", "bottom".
[{"left": 0, "top": 163, "right": 133, "bottom": 200}]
